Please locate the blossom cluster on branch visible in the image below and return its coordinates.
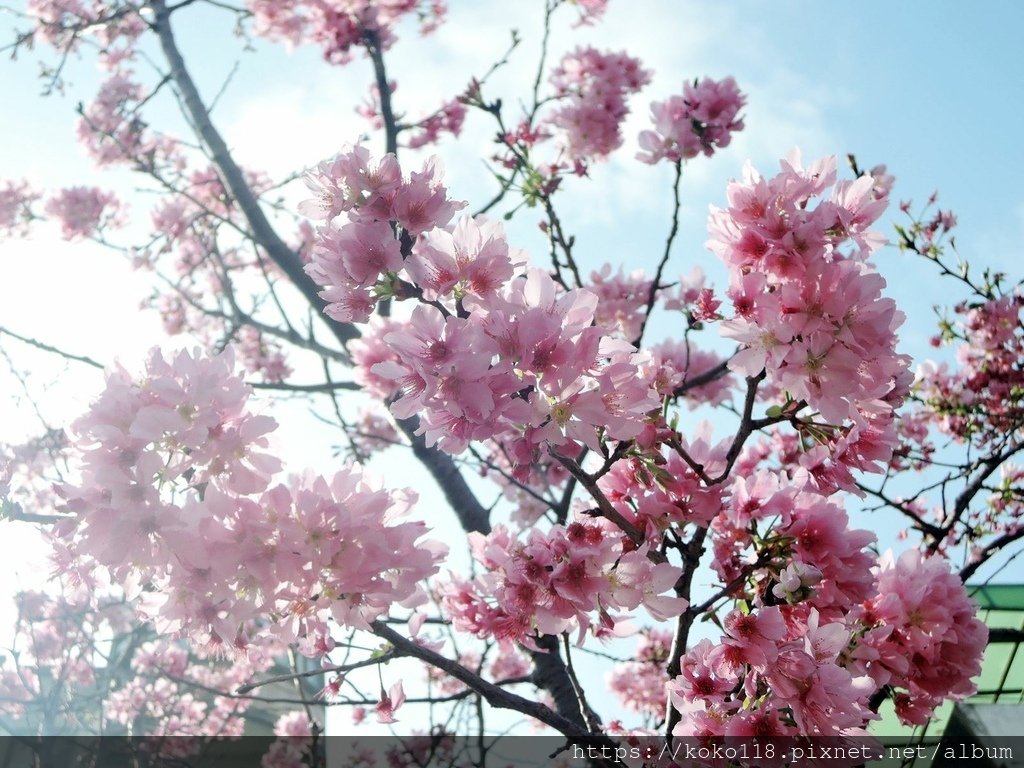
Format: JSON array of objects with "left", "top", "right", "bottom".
[{"left": 56, "top": 347, "right": 444, "bottom": 651}]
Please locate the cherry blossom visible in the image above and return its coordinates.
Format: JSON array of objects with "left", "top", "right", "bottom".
[
  {"left": 638, "top": 77, "right": 746, "bottom": 164},
  {"left": 0, "top": 0, "right": 1004, "bottom": 750},
  {"left": 44, "top": 186, "right": 124, "bottom": 240},
  {"left": 710, "top": 152, "right": 912, "bottom": 433},
  {"left": 56, "top": 348, "right": 445, "bottom": 649},
  {"left": 853, "top": 550, "right": 987, "bottom": 725},
  {"left": 546, "top": 47, "right": 650, "bottom": 165},
  {"left": 0, "top": 179, "right": 39, "bottom": 237}
]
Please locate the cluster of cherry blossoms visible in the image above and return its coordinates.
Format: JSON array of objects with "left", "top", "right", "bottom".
[
  {"left": 307, "top": 146, "right": 661, "bottom": 455},
  {"left": 235, "top": 326, "right": 293, "bottom": 383},
  {"left": 72, "top": 62, "right": 183, "bottom": 171},
  {"left": 0, "top": 589, "right": 129, "bottom": 724},
  {"left": 710, "top": 153, "right": 912, "bottom": 447},
  {"left": 638, "top": 76, "right": 746, "bottom": 164},
  {"left": 302, "top": 148, "right": 462, "bottom": 321},
  {"left": 665, "top": 510, "right": 986, "bottom": 736},
  {"left": 442, "top": 520, "right": 685, "bottom": 646},
  {"left": 607, "top": 629, "right": 674, "bottom": 720},
  {"left": 0, "top": 587, "right": 313, "bottom": 755},
  {"left": 43, "top": 185, "right": 124, "bottom": 240},
  {"left": 27, "top": 0, "right": 144, "bottom": 52},
  {"left": 0, "top": 180, "right": 126, "bottom": 243},
  {"left": 405, "top": 98, "right": 466, "bottom": 149},
  {"left": 262, "top": 710, "right": 320, "bottom": 768},
  {"left": 0, "top": 179, "right": 39, "bottom": 237},
  {"left": 102, "top": 635, "right": 279, "bottom": 746},
  {"left": 916, "top": 291, "right": 1024, "bottom": 442},
  {"left": 0, "top": 429, "right": 68, "bottom": 538},
  {"left": 246, "top": 0, "right": 447, "bottom": 64},
  {"left": 77, "top": 71, "right": 147, "bottom": 167},
  {"left": 56, "top": 347, "right": 444, "bottom": 650},
  {"left": 856, "top": 550, "right": 987, "bottom": 726},
  {"left": 590, "top": 427, "right": 987, "bottom": 734},
  {"left": 547, "top": 47, "right": 650, "bottom": 165},
  {"left": 599, "top": 425, "right": 729, "bottom": 542}
]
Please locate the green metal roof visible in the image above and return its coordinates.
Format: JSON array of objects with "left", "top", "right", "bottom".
[{"left": 968, "top": 584, "right": 1024, "bottom": 612}]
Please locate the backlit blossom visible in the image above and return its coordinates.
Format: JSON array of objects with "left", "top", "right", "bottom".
[
  {"left": 44, "top": 186, "right": 124, "bottom": 240},
  {"left": 547, "top": 47, "right": 650, "bottom": 164},
  {"left": 58, "top": 348, "right": 446, "bottom": 648},
  {"left": 638, "top": 76, "right": 746, "bottom": 164}
]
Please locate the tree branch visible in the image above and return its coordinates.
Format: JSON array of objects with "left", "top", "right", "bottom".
[
  {"left": 634, "top": 160, "right": 682, "bottom": 346},
  {"left": 0, "top": 326, "right": 104, "bottom": 370},
  {"left": 961, "top": 527, "right": 1024, "bottom": 582},
  {"left": 371, "top": 621, "right": 612, "bottom": 747},
  {"left": 363, "top": 29, "right": 398, "bottom": 156},
  {"left": 550, "top": 450, "right": 657, "bottom": 558},
  {"left": 150, "top": 0, "right": 358, "bottom": 348},
  {"left": 936, "top": 441, "right": 1024, "bottom": 552},
  {"left": 236, "top": 651, "right": 399, "bottom": 694},
  {"left": 394, "top": 416, "right": 491, "bottom": 535}
]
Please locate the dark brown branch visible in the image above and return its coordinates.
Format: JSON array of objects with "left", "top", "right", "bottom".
[
  {"left": 236, "top": 651, "right": 398, "bottom": 694},
  {"left": 856, "top": 481, "right": 945, "bottom": 539},
  {"left": 527, "top": 0, "right": 556, "bottom": 125},
  {"left": 394, "top": 415, "right": 491, "bottom": 535},
  {"left": 560, "top": 633, "right": 601, "bottom": 732},
  {"left": 936, "top": 442, "right": 1024, "bottom": 552},
  {"left": 551, "top": 450, "right": 653, "bottom": 556},
  {"left": 669, "top": 373, "right": 779, "bottom": 487},
  {"left": 371, "top": 621, "right": 612, "bottom": 747},
  {"left": 961, "top": 527, "right": 1024, "bottom": 582},
  {"left": 664, "top": 526, "right": 707, "bottom": 738},
  {"left": 987, "top": 627, "right": 1024, "bottom": 643},
  {"left": 671, "top": 358, "right": 731, "bottom": 398},
  {"left": 363, "top": 29, "right": 398, "bottom": 156},
  {"left": 466, "top": 444, "right": 556, "bottom": 512},
  {"left": 526, "top": 633, "right": 596, "bottom": 733},
  {"left": 634, "top": 160, "right": 682, "bottom": 346}
]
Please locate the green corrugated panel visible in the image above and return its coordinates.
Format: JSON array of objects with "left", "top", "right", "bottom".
[{"left": 968, "top": 584, "right": 1024, "bottom": 611}]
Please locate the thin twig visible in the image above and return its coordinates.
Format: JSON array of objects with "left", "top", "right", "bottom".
[{"left": 0, "top": 326, "right": 104, "bottom": 369}]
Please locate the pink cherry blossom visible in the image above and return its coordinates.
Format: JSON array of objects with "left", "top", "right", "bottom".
[
  {"left": 375, "top": 681, "right": 407, "bottom": 724},
  {"left": 44, "top": 186, "right": 124, "bottom": 240},
  {"left": 710, "top": 153, "right": 911, "bottom": 435},
  {"left": 852, "top": 550, "right": 987, "bottom": 725},
  {"left": 0, "top": 179, "right": 40, "bottom": 237},
  {"left": 57, "top": 347, "right": 446, "bottom": 649},
  {"left": 638, "top": 76, "right": 746, "bottom": 164},
  {"left": 546, "top": 47, "right": 650, "bottom": 164}
]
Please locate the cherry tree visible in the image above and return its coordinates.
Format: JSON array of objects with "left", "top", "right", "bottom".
[{"left": 0, "top": 0, "right": 1017, "bottom": 760}]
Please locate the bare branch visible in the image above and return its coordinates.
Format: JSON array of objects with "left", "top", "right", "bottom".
[
  {"left": 393, "top": 415, "right": 491, "bottom": 535},
  {"left": 151, "top": 0, "right": 359, "bottom": 348},
  {"left": 371, "top": 621, "right": 614, "bottom": 747},
  {"left": 363, "top": 28, "right": 398, "bottom": 156},
  {"left": 634, "top": 160, "right": 682, "bottom": 346},
  {"left": 236, "top": 651, "right": 399, "bottom": 695},
  {"left": 0, "top": 326, "right": 104, "bottom": 369}
]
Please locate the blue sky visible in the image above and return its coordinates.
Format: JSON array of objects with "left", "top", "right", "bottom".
[{"left": 1, "top": 0, "right": 1023, "bottom": 732}]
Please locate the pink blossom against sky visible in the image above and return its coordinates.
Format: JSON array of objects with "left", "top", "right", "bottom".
[{"left": 0, "top": 0, "right": 1022, "bottom": 734}]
